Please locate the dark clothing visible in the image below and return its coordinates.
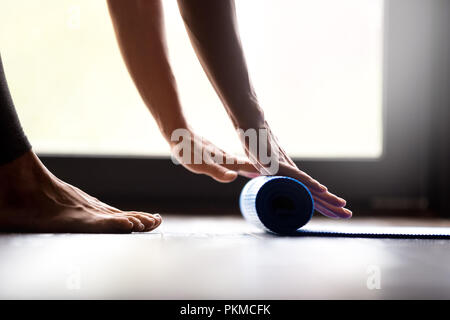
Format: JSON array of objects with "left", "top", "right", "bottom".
[{"left": 0, "top": 54, "right": 31, "bottom": 165}]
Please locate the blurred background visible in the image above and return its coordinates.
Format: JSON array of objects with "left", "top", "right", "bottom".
[
  {"left": 0, "top": 0, "right": 449, "bottom": 217},
  {"left": 0, "top": 0, "right": 382, "bottom": 158}
]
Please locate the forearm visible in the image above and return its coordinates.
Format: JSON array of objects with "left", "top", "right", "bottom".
[
  {"left": 177, "top": 0, "right": 265, "bottom": 130},
  {"left": 107, "top": 0, "right": 187, "bottom": 140}
]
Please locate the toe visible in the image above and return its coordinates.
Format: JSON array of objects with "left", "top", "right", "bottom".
[
  {"left": 126, "top": 212, "right": 156, "bottom": 231},
  {"left": 126, "top": 216, "right": 146, "bottom": 232},
  {"left": 55, "top": 209, "right": 134, "bottom": 233},
  {"left": 149, "top": 213, "right": 162, "bottom": 230},
  {"left": 122, "top": 211, "right": 162, "bottom": 232},
  {"left": 98, "top": 216, "right": 134, "bottom": 233}
]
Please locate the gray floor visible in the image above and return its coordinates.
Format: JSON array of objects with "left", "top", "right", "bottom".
[{"left": 1, "top": 215, "right": 450, "bottom": 299}]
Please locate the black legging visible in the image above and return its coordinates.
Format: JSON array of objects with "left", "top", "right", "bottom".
[{"left": 0, "top": 54, "right": 31, "bottom": 165}]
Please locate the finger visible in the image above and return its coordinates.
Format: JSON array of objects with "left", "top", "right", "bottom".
[
  {"left": 278, "top": 164, "right": 327, "bottom": 193},
  {"left": 311, "top": 189, "right": 347, "bottom": 207},
  {"left": 220, "top": 155, "right": 259, "bottom": 174},
  {"left": 314, "top": 201, "right": 339, "bottom": 219},
  {"left": 201, "top": 143, "right": 258, "bottom": 174},
  {"left": 313, "top": 196, "right": 352, "bottom": 219},
  {"left": 198, "top": 163, "right": 238, "bottom": 183}
]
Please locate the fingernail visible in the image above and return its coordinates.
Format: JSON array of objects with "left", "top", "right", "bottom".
[
  {"left": 154, "top": 213, "right": 161, "bottom": 219},
  {"left": 225, "top": 171, "right": 237, "bottom": 178}
]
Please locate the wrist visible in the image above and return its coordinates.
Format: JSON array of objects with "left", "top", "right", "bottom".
[
  {"left": 231, "top": 107, "right": 266, "bottom": 131},
  {"left": 160, "top": 116, "right": 190, "bottom": 145}
]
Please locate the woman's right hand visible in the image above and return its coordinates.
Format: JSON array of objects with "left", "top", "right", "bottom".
[
  {"left": 236, "top": 120, "right": 352, "bottom": 219},
  {"left": 169, "top": 126, "right": 260, "bottom": 183}
]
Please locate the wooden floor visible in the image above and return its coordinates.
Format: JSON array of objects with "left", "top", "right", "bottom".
[{"left": 1, "top": 215, "right": 450, "bottom": 299}]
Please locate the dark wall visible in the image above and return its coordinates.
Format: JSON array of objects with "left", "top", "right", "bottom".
[{"left": 427, "top": 1, "right": 450, "bottom": 215}]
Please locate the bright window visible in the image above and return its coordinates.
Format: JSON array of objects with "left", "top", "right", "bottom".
[{"left": 0, "top": 0, "right": 383, "bottom": 158}]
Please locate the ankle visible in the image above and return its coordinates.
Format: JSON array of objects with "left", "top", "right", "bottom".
[{"left": 0, "top": 150, "right": 46, "bottom": 193}]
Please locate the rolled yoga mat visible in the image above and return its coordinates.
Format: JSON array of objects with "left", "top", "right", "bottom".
[
  {"left": 239, "top": 176, "right": 314, "bottom": 235},
  {"left": 240, "top": 176, "right": 450, "bottom": 239}
]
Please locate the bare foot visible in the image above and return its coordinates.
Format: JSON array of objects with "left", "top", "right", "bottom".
[{"left": 0, "top": 151, "right": 162, "bottom": 233}]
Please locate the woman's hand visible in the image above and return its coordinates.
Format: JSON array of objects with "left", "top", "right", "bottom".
[
  {"left": 277, "top": 163, "right": 352, "bottom": 219},
  {"left": 237, "top": 120, "right": 352, "bottom": 219},
  {"left": 169, "top": 126, "right": 260, "bottom": 183}
]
